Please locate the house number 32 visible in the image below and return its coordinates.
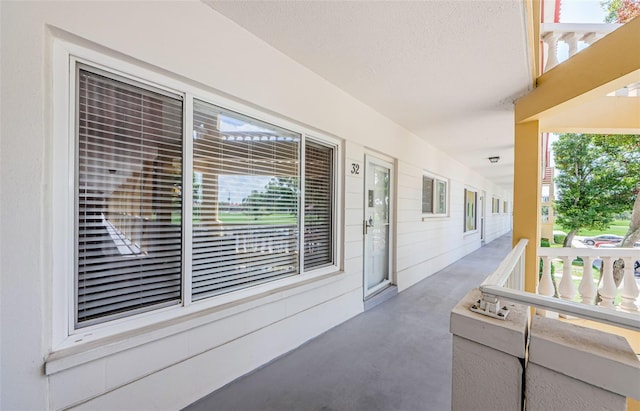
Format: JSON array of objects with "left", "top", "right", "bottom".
[{"left": 351, "top": 163, "right": 360, "bottom": 175}]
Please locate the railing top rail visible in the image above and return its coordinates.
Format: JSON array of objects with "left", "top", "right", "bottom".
[
  {"left": 538, "top": 247, "right": 640, "bottom": 258},
  {"left": 541, "top": 22, "right": 622, "bottom": 35},
  {"left": 480, "top": 238, "right": 528, "bottom": 288},
  {"left": 480, "top": 285, "right": 640, "bottom": 332}
]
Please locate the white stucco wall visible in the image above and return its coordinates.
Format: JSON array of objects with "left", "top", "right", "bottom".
[
  {"left": 527, "top": 315, "right": 640, "bottom": 409},
  {"left": 0, "top": 2, "right": 513, "bottom": 409},
  {"left": 450, "top": 289, "right": 528, "bottom": 411}
]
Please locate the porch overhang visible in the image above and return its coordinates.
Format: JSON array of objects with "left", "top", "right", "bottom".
[{"left": 513, "top": 16, "right": 640, "bottom": 293}]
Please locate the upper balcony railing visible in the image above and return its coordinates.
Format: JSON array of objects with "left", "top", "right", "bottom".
[{"left": 541, "top": 23, "right": 622, "bottom": 73}]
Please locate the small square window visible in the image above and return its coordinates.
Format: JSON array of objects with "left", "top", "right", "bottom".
[{"left": 422, "top": 173, "right": 448, "bottom": 217}]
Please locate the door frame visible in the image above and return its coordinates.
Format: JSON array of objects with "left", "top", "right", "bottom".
[
  {"left": 480, "top": 190, "right": 486, "bottom": 243},
  {"left": 362, "top": 153, "right": 395, "bottom": 299}
]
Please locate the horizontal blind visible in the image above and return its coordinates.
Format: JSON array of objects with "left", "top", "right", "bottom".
[
  {"left": 304, "top": 141, "right": 334, "bottom": 269},
  {"left": 422, "top": 176, "right": 433, "bottom": 213},
  {"left": 76, "top": 68, "right": 183, "bottom": 327},
  {"left": 191, "top": 99, "right": 300, "bottom": 300}
]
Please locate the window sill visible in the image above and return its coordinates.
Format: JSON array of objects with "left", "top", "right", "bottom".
[
  {"left": 421, "top": 214, "right": 449, "bottom": 221},
  {"left": 45, "top": 269, "right": 344, "bottom": 375}
]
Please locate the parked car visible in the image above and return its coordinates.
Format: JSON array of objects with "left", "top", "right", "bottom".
[
  {"left": 582, "top": 234, "right": 623, "bottom": 246},
  {"left": 595, "top": 242, "right": 618, "bottom": 248}
]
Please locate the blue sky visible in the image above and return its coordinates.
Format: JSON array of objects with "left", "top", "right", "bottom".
[{"left": 560, "top": 0, "right": 607, "bottom": 23}]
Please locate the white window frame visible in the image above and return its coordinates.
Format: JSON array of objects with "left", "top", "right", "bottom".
[
  {"left": 421, "top": 171, "right": 449, "bottom": 218},
  {"left": 492, "top": 197, "right": 500, "bottom": 214},
  {"left": 51, "top": 37, "right": 342, "bottom": 352},
  {"left": 463, "top": 187, "right": 478, "bottom": 233}
]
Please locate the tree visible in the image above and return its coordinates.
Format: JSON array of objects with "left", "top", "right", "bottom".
[
  {"left": 590, "top": 136, "right": 640, "bottom": 290},
  {"left": 242, "top": 177, "right": 299, "bottom": 220},
  {"left": 592, "top": 135, "right": 640, "bottom": 247},
  {"left": 602, "top": 0, "right": 640, "bottom": 23},
  {"left": 553, "top": 134, "right": 636, "bottom": 247}
]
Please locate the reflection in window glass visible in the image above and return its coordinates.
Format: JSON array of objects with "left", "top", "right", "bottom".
[
  {"left": 436, "top": 180, "right": 447, "bottom": 214},
  {"left": 191, "top": 100, "right": 301, "bottom": 300},
  {"left": 76, "top": 68, "right": 184, "bottom": 327},
  {"left": 464, "top": 189, "right": 477, "bottom": 232}
]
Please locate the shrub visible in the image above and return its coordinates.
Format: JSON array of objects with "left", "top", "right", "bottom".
[{"left": 553, "top": 233, "right": 566, "bottom": 245}]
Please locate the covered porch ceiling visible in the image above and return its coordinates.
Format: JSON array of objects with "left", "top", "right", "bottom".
[{"left": 205, "top": 1, "right": 534, "bottom": 189}]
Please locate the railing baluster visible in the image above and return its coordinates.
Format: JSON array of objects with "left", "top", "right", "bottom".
[
  {"left": 538, "top": 256, "right": 554, "bottom": 297},
  {"left": 558, "top": 256, "right": 576, "bottom": 302},
  {"left": 620, "top": 256, "right": 639, "bottom": 311},
  {"left": 598, "top": 256, "right": 617, "bottom": 308},
  {"left": 578, "top": 256, "right": 597, "bottom": 305}
]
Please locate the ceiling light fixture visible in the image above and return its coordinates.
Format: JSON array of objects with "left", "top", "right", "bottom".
[{"left": 488, "top": 156, "right": 500, "bottom": 163}]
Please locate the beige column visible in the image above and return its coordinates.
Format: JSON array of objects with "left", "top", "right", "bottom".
[{"left": 513, "top": 120, "right": 541, "bottom": 293}]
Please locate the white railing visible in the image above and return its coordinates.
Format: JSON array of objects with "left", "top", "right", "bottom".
[
  {"left": 474, "top": 239, "right": 640, "bottom": 332},
  {"left": 538, "top": 247, "right": 640, "bottom": 311},
  {"left": 471, "top": 239, "right": 527, "bottom": 319},
  {"left": 540, "top": 23, "right": 621, "bottom": 72}
]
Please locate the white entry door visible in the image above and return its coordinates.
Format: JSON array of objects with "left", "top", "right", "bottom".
[{"left": 363, "top": 155, "right": 393, "bottom": 299}]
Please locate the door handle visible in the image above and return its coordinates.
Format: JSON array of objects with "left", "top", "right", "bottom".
[{"left": 364, "top": 217, "right": 374, "bottom": 235}]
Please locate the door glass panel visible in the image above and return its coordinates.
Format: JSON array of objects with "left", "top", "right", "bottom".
[{"left": 365, "top": 161, "right": 390, "bottom": 293}]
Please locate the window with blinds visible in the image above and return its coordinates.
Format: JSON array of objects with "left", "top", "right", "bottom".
[
  {"left": 422, "top": 176, "right": 434, "bottom": 214},
  {"left": 304, "top": 141, "right": 334, "bottom": 269},
  {"left": 191, "top": 100, "right": 301, "bottom": 300},
  {"left": 72, "top": 63, "right": 337, "bottom": 328},
  {"left": 422, "top": 173, "right": 448, "bottom": 216},
  {"left": 76, "top": 67, "right": 184, "bottom": 327}
]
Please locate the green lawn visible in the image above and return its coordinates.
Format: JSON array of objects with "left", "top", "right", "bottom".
[
  {"left": 554, "top": 219, "right": 630, "bottom": 237},
  {"left": 218, "top": 212, "right": 297, "bottom": 225},
  {"left": 171, "top": 212, "right": 297, "bottom": 225}
]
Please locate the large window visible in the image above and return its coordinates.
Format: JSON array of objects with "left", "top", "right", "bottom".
[
  {"left": 422, "top": 173, "right": 448, "bottom": 217},
  {"left": 73, "top": 64, "right": 337, "bottom": 328},
  {"left": 76, "top": 68, "right": 184, "bottom": 326}
]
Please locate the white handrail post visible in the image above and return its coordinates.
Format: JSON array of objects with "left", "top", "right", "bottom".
[
  {"left": 518, "top": 251, "right": 525, "bottom": 291},
  {"left": 558, "top": 256, "right": 576, "bottom": 302},
  {"left": 578, "top": 256, "right": 597, "bottom": 305},
  {"left": 598, "top": 257, "right": 617, "bottom": 308},
  {"left": 538, "top": 256, "right": 554, "bottom": 297},
  {"left": 620, "top": 256, "right": 639, "bottom": 311},
  {"left": 543, "top": 32, "right": 560, "bottom": 71},
  {"left": 537, "top": 256, "right": 555, "bottom": 317}
]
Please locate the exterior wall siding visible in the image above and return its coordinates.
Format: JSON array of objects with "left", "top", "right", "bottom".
[{"left": 0, "top": 2, "right": 512, "bottom": 409}]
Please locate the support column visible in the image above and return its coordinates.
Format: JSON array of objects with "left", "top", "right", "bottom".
[
  {"left": 514, "top": 120, "right": 541, "bottom": 293},
  {"left": 450, "top": 289, "right": 529, "bottom": 411}
]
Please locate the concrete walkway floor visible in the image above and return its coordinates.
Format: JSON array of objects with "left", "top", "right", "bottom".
[{"left": 185, "top": 234, "right": 514, "bottom": 411}]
